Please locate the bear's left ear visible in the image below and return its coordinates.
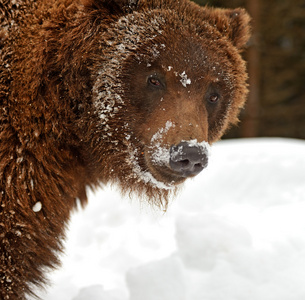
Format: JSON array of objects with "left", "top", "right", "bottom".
[
  {"left": 82, "top": 0, "right": 139, "bottom": 14},
  {"left": 211, "top": 8, "right": 251, "bottom": 49}
]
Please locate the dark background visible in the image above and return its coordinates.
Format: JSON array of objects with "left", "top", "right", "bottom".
[{"left": 192, "top": 0, "right": 305, "bottom": 140}]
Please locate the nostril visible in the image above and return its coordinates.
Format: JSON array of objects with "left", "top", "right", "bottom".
[
  {"left": 169, "top": 141, "right": 209, "bottom": 177},
  {"left": 179, "top": 159, "right": 190, "bottom": 167}
]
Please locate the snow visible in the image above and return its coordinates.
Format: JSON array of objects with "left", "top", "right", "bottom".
[
  {"left": 128, "top": 146, "right": 174, "bottom": 190},
  {"left": 92, "top": 12, "right": 165, "bottom": 129},
  {"left": 34, "top": 138, "right": 305, "bottom": 300},
  {"left": 179, "top": 71, "right": 192, "bottom": 87},
  {"left": 32, "top": 201, "right": 42, "bottom": 212},
  {"left": 151, "top": 121, "right": 174, "bottom": 144},
  {"left": 150, "top": 120, "right": 175, "bottom": 166}
]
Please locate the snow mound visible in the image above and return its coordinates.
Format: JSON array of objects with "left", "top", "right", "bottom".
[
  {"left": 34, "top": 138, "right": 305, "bottom": 300},
  {"left": 126, "top": 256, "right": 185, "bottom": 300}
]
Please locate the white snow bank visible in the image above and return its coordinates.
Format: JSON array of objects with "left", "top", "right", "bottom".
[
  {"left": 126, "top": 256, "right": 186, "bottom": 300},
  {"left": 34, "top": 138, "right": 305, "bottom": 300}
]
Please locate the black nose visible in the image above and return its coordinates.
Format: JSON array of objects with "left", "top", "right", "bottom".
[{"left": 169, "top": 142, "right": 209, "bottom": 177}]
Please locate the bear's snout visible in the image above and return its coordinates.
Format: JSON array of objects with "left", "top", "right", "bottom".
[{"left": 169, "top": 141, "right": 209, "bottom": 177}]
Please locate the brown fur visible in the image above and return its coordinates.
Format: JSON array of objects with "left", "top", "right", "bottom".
[{"left": 0, "top": 0, "right": 250, "bottom": 298}]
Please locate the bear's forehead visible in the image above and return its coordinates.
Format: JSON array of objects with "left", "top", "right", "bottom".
[
  {"left": 93, "top": 10, "right": 237, "bottom": 113},
  {"left": 143, "top": 36, "right": 231, "bottom": 76},
  {"left": 101, "top": 11, "right": 233, "bottom": 78}
]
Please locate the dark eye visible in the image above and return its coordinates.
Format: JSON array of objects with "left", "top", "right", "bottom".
[
  {"left": 208, "top": 93, "right": 220, "bottom": 103},
  {"left": 147, "top": 75, "right": 166, "bottom": 89},
  {"left": 148, "top": 77, "right": 161, "bottom": 87}
]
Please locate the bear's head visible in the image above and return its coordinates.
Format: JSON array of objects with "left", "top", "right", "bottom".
[{"left": 76, "top": 0, "right": 251, "bottom": 205}]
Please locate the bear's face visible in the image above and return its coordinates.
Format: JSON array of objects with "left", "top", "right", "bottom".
[{"left": 88, "top": 6, "right": 250, "bottom": 199}]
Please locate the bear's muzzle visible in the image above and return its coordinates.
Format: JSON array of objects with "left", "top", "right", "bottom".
[{"left": 169, "top": 141, "right": 209, "bottom": 177}]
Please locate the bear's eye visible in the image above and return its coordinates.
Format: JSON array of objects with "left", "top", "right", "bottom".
[
  {"left": 208, "top": 93, "right": 220, "bottom": 103},
  {"left": 147, "top": 76, "right": 164, "bottom": 88},
  {"left": 149, "top": 78, "right": 161, "bottom": 86}
]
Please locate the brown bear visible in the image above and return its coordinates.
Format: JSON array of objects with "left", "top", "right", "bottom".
[{"left": 0, "top": 0, "right": 250, "bottom": 298}]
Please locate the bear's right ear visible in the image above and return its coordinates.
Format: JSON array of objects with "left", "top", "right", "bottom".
[
  {"left": 82, "top": 0, "right": 139, "bottom": 14},
  {"left": 208, "top": 8, "right": 251, "bottom": 49}
]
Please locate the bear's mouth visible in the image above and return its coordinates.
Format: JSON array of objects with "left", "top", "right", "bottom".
[{"left": 145, "top": 153, "right": 187, "bottom": 185}]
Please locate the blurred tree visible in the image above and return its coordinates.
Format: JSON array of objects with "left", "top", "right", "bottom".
[
  {"left": 259, "top": 0, "right": 305, "bottom": 139},
  {"left": 191, "top": 0, "right": 305, "bottom": 140},
  {"left": 242, "top": 0, "right": 260, "bottom": 137}
]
